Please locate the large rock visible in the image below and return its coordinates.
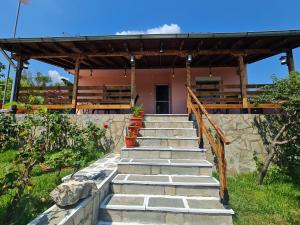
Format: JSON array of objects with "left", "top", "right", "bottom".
[{"left": 50, "top": 180, "right": 97, "bottom": 207}]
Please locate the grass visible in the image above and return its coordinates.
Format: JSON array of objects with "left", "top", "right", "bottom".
[
  {"left": 0, "top": 149, "right": 104, "bottom": 225},
  {"left": 229, "top": 172, "right": 300, "bottom": 225}
]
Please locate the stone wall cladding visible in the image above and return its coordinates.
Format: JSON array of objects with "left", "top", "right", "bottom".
[
  {"left": 15, "top": 114, "right": 130, "bottom": 153},
  {"left": 27, "top": 155, "right": 118, "bottom": 225},
  {"left": 203, "top": 114, "right": 267, "bottom": 175}
]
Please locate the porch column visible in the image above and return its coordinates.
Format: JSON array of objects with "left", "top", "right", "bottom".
[
  {"left": 10, "top": 57, "right": 24, "bottom": 112},
  {"left": 238, "top": 55, "right": 248, "bottom": 111},
  {"left": 130, "top": 57, "right": 136, "bottom": 107},
  {"left": 287, "top": 49, "right": 295, "bottom": 73},
  {"left": 71, "top": 56, "right": 81, "bottom": 112},
  {"left": 186, "top": 61, "right": 191, "bottom": 87}
]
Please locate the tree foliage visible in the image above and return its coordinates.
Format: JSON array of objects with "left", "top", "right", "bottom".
[{"left": 253, "top": 71, "right": 300, "bottom": 184}]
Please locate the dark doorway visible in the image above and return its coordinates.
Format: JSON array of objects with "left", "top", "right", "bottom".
[{"left": 155, "top": 85, "right": 169, "bottom": 114}]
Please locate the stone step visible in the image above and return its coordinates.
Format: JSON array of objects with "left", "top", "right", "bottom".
[
  {"left": 117, "top": 159, "right": 212, "bottom": 176},
  {"left": 139, "top": 128, "right": 197, "bottom": 137},
  {"left": 143, "top": 121, "right": 193, "bottom": 129},
  {"left": 111, "top": 174, "right": 220, "bottom": 197},
  {"left": 99, "top": 194, "right": 234, "bottom": 225},
  {"left": 121, "top": 146, "right": 206, "bottom": 159},
  {"left": 136, "top": 137, "right": 199, "bottom": 147},
  {"left": 144, "top": 114, "right": 189, "bottom": 122}
]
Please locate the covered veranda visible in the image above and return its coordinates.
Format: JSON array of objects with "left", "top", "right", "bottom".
[{"left": 0, "top": 30, "right": 299, "bottom": 114}]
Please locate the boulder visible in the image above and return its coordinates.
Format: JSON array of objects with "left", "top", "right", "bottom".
[{"left": 50, "top": 180, "right": 97, "bottom": 207}]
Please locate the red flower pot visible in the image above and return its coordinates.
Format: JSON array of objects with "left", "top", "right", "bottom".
[
  {"left": 125, "top": 136, "right": 136, "bottom": 148},
  {"left": 138, "top": 110, "right": 144, "bottom": 118},
  {"left": 130, "top": 117, "right": 143, "bottom": 128},
  {"left": 128, "top": 125, "right": 139, "bottom": 136}
]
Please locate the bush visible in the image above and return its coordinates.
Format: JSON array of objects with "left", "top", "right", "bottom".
[{"left": 0, "top": 114, "right": 19, "bottom": 151}]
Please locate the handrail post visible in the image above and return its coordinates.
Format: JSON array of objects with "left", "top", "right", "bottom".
[
  {"left": 199, "top": 112, "right": 204, "bottom": 148},
  {"left": 219, "top": 138, "right": 229, "bottom": 205}
]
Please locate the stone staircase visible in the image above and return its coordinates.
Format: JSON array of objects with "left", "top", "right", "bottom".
[{"left": 98, "top": 114, "right": 234, "bottom": 225}]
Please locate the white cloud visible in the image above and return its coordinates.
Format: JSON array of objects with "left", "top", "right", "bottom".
[
  {"left": 116, "top": 24, "right": 181, "bottom": 35},
  {"left": 48, "top": 70, "right": 68, "bottom": 84}
]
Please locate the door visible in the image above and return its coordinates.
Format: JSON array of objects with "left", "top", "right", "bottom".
[{"left": 155, "top": 85, "right": 169, "bottom": 114}]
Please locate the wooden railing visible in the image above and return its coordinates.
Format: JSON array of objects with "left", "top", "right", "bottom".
[
  {"left": 187, "top": 86, "right": 231, "bottom": 204},
  {"left": 76, "top": 85, "right": 131, "bottom": 110},
  {"left": 192, "top": 83, "right": 279, "bottom": 109},
  {"left": 18, "top": 86, "right": 74, "bottom": 109},
  {"left": 17, "top": 85, "right": 131, "bottom": 111}
]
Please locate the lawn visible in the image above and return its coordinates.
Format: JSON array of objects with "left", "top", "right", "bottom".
[
  {"left": 229, "top": 173, "right": 300, "bottom": 225},
  {"left": 0, "top": 149, "right": 103, "bottom": 225}
]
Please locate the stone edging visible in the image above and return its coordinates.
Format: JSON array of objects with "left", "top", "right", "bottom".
[{"left": 28, "top": 154, "right": 119, "bottom": 225}]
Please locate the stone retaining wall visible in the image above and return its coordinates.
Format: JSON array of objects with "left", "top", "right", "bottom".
[
  {"left": 28, "top": 155, "right": 119, "bottom": 225},
  {"left": 204, "top": 114, "right": 267, "bottom": 175}
]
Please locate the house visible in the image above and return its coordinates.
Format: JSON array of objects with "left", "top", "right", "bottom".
[{"left": 0, "top": 30, "right": 299, "bottom": 114}]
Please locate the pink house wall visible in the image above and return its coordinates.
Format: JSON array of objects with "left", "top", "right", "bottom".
[{"left": 78, "top": 67, "right": 240, "bottom": 114}]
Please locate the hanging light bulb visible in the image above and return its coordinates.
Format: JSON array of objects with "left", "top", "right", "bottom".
[
  {"left": 172, "top": 67, "right": 175, "bottom": 78},
  {"left": 209, "top": 66, "right": 213, "bottom": 77},
  {"left": 90, "top": 69, "right": 93, "bottom": 77},
  {"left": 124, "top": 64, "right": 127, "bottom": 78}
]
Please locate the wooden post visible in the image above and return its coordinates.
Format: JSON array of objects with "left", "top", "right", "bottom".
[
  {"left": 71, "top": 57, "right": 81, "bottom": 112},
  {"left": 287, "top": 49, "right": 295, "bottom": 73},
  {"left": 238, "top": 55, "right": 248, "bottom": 111},
  {"left": 186, "top": 61, "right": 191, "bottom": 87},
  {"left": 130, "top": 60, "right": 136, "bottom": 107},
  {"left": 10, "top": 57, "right": 24, "bottom": 112}
]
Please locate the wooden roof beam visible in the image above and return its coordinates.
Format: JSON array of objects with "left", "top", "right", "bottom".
[{"left": 28, "top": 49, "right": 283, "bottom": 59}]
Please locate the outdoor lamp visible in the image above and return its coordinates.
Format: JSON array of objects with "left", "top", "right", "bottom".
[
  {"left": 279, "top": 55, "right": 287, "bottom": 65},
  {"left": 130, "top": 55, "right": 135, "bottom": 64},
  {"left": 209, "top": 66, "right": 213, "bottom": 77},
  {"left": 23, "top": 60, "right": 29, "bottom": 69},
  {"left": 187, "top": 54, "right": 192, "bottom": 63}
]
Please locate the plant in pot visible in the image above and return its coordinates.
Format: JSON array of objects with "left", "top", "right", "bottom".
[
  {"left": 125, "top": 128, "right": 137, "bottom": 148},
  {"left": 128, "top": 122, "right": 139, "bottom": 136},
  {"left": 136, "top": 104, "right": 144, "bottom": 118},
  {"left": 130, "top": 105, "right": 143, "bottom": 128}
]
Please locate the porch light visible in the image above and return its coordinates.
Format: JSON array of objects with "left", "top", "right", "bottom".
[
  {"left": 23, "top": 60, "right": 29, "bottom": 69},
  {"left": 160, "top": 42, "right": 164, "bottom": 53},
  {"left": 130, "top": 55, "right": 135, "bottom": 64},
  {"left": 187, "top": 54, "right": 192, "bottom": 63},
  {"left": 124, "top": 65, "right": 127, "bottom": 78},
  {"left": 279, "top": 55, "right": 287, "bottom": 65},
  {"left": 209, "top": 66, "right": 213, "bottom": 77}
]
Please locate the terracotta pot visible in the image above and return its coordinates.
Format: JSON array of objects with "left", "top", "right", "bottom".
[
  {"left": 125, "top": 136, "right": 136, "bottom": 148},
  {"left": 130, "top": 117, "right": 143, "bottom": 128},
  {"left": 138, "top": 110, "right": 144, "bottom": 118},
  {"left": 128, "top": 125, "right": 139, "bottom": 136}
]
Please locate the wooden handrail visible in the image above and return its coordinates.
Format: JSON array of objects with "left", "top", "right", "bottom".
[
  {"left": 187, "top": 86, "right": 230, "bottom": 145},
  {"left": 186, "top": 86, "right": 230, "bottom": 205}
]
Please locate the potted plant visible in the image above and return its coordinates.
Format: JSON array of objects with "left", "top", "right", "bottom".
[
  {"left": 125, "top": 129, "right": 137, "bottom": 148},
  {"left": 136, "top": 104, "right": 144, "bottom": 118},
  {"left": 130, "top": 105, "right": 143, "bottom": 128},
  {"left": 128, "top": 122, "right": 139, "bottom": 136}
]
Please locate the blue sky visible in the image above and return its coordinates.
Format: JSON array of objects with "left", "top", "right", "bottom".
[{"left": 0, "top": 0, "right": 299, "bottom": 84}]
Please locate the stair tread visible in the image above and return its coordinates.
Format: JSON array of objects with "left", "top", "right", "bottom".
[
  {"left": 100, "top": 194, "right": 234, "bottom": 214},
  {"left": 112, "top": 174, "right": 219, "bottom": 186},
  {"left": 118, "top": 159, "right": 212, "bottom": 167},
  {"left": 136, "top": 136, "right": 198, "bottom": 140},
  {"left": 121, "top": 146, "right": 206, "bottom": 151}
]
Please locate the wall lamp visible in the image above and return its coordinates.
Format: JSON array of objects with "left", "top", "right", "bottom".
[
  {"left": 279, "top": 55, "right": 287, "bottom": 65},
  {"left": 130, "top": 55, "right": 135, "bottom": 64},
  {"left": 187, "top": 54, "right": 192, "bottom": 63}
]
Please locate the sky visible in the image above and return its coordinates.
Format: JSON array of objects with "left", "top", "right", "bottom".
[{"left": 0, "top": 0, "right": 299, "bottom": 84}]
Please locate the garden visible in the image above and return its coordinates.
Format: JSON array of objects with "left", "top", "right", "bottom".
[{"left": 0, "top": 109, "right": 110, "bottom": 225}]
